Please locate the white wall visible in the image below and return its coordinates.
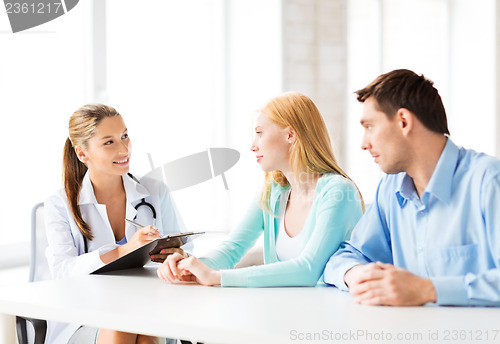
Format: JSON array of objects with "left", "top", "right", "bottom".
[
  {"left": 0, "top": 0, "right": 498, "bottom": 263},
  {"left": 345, "top": 0, "right": 496, "bottom": 203},
  {"left": 0, "top": 0, "right": 282, "bottom": 257},
  {"left": 0, "top": 3, "right": 88, "bottom": 246}
]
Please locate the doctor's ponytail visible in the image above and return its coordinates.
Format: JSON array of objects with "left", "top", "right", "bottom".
[
  {"left": 63, "top": 137, "right": 92, "bottom": 240},
  {"left": 63, "top": 104, "right": 121, "bottom": 241}
]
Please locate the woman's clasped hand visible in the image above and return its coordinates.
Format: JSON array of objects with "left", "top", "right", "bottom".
[{"left": 157, "top": 253, "right": 221, "bottom": 286}]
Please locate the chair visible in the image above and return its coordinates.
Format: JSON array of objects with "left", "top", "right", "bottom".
[
  {"left": 15, "top": 204, "right": 193, "bottom": 344},
  {"left": 16, "top": 203, "right": 48, "bottom": 344}
]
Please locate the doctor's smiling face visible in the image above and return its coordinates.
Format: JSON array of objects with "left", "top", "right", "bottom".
[
  {"left": 251, "top": 111, "right": 294, "bottom": 173},
  {"left": 75, "top": 116, "right": 132, "bottom": 177}
]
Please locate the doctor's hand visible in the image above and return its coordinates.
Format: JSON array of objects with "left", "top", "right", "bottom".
[
  {"left": 345, "top": 262, "right": 437, "bottom": 306},
  {"left": 100, "top": 226, "right": 161, "bottom": 264},
  {"left": 150, "top": 247, "right": 187, "bottom": 263},
  {"left": 127, "top": 225, "right": 161, "bottom": 251}
]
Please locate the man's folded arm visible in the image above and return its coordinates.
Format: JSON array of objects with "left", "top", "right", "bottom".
[{"left": 323, "top": 183, "right": 394, "bottom": 290}]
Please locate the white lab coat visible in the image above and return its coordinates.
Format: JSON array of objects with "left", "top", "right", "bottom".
[{"left": 43, "top": 172, "right": 190, "bottom": 344}]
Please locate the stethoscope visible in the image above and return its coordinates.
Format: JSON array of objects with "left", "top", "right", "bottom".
[
  {"left": 83, "top": 173, "right": 157, "bottom": 253},
  {"left": 127, "top": 173, "right": 157, "bottom": 227}
]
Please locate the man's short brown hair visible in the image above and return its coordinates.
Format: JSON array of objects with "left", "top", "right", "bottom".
[{"left": 356, "top": 69, "right": 450, "bottom": 135}]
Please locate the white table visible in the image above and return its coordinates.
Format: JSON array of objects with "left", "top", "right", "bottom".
[{"left": 0, "top": 266, "right": 499, "bottom": 344}]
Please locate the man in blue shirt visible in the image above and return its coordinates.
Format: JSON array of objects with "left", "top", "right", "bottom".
[{"left": 324, "top": 69, "right": 500, "bottom": 306}]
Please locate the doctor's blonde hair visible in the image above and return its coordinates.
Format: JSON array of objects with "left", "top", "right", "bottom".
[
  {"left": 258, "top": 92, "right": 364, "bottom": 212},
  {"left": 63, "top": 104, "right": 121, "bottom": 241}
]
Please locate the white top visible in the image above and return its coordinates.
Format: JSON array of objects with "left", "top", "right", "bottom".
[
  {"left": 275, "top": 189, "right": 303, "bottom": 261},
  {"left": 43, "top": 172, "right": 189, "bottom": 344}
]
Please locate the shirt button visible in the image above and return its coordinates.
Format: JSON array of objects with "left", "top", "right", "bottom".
[
  {"left": 417, "top": 247, "right": 423, "bottom": 252},
  {"left": 419, "top": 211, "right": 425, "bottom": 216}
]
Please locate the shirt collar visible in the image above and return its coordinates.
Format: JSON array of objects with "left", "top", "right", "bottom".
[
  {"left": 270, "top": 182, "right": 290, "bottom": 215},
  {"left": 78, "top": 172, "right": 150, "bottom": 205},
  {"left": 424, "top": 138, "right": 458, "bottom": 205},
  {"left": 395, "top": 138, "right": 458, "bottom": 207},
  {"left": 78, "top": 171, "right": 97, "bottom": 205},
  {"left": 395, "top": 174, "right": 414, "bottom": 207},
  {"left": 122, "top": 173, "right": 150, "bottom": 202}
]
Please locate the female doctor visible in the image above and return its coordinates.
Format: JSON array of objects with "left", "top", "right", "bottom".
[{"left": 44, "top": 104, "right": 188, "bottom": 344}]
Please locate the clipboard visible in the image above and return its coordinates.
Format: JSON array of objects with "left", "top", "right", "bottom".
[{"left": 91, "top": 232, "right": 205, "bottom": 275}]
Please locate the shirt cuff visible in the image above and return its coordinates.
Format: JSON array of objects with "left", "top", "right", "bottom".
[
  {"left": 199, "top": 257, "right": 219, "bottom": 270},
  {"left": 82, "top": 246, "right": 111, "bottom": 272},
  {"left": 431, "top": 276, "right": 469, "bottom": 306},
  {"left": 324, "top": 260, "right": 361, "bottom": 291},
  {"left": 220, "top": 269, "right": 248, "bottom": 287}
]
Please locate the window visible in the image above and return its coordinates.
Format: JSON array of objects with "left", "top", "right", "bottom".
[
  {"left": 105, "top": 0, "right": 282, "bottom": 234},
  {"left": 0, "top": 0, "right": 282, "bottom": 260},
  {"left": 0, "top": 3, "right": 87, "bottom": 246},
  {"left": 346, "top": 0, "right": 496, "bottom": 202}
]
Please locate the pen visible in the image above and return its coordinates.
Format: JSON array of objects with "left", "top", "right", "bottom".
[
  {"left": 125, "top": 218, "right": 160, "bottom": 236},
  {"left": 125, "top": 218, "right": 145, "bottom": 228}
]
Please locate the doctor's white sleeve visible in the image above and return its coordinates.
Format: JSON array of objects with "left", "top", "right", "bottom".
[{"left": 43, "top": 193, "right": 111, "bottom": 279}]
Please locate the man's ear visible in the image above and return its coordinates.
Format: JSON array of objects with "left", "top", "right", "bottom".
[
  {"left": 396, "top": 108, "right": 414, "bottom": 136},
  {"left": 74, "top": 146, "right": 89, "bottom": 163},
  {"left": 286, "top": 128, "right": 297, "bottom": 144}
]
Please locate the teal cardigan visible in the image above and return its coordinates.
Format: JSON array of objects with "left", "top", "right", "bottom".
[{"left": 200, "top": 173, "right": 363, "bottom": 287}]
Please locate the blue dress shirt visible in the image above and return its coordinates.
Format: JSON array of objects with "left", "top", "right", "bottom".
[{"left": 324, "top": 138, "right": 500, "bottom": 306}]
